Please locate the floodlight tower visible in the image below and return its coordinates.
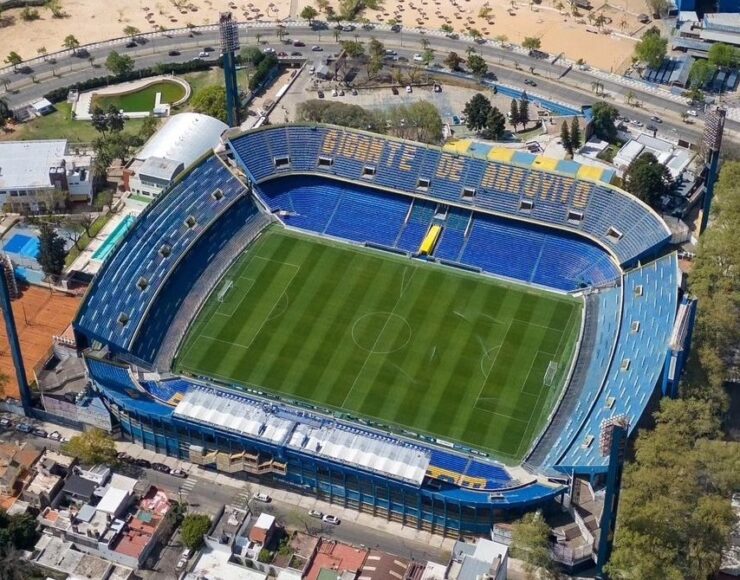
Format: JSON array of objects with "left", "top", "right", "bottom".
[
  {"left": 699, "top": 107, "right": 726, "bottom": 234},
  {"left": 219, "top": 11, "right": 241, "bottom": 127},
  {"left": 0, "top": 269, "right": 32, "bottom": 415}
]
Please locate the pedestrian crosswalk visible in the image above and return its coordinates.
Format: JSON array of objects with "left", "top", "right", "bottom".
[{"left": 177, "top": 477, "right": 197, "bottom": 501}]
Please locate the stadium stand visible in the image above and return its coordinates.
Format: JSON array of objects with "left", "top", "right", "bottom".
[
  {"left": 75, "top": 155, "right": 248, "bottom": 354},
  {"left": 228, "top": 125, "right": 671, "bottom": 266}
]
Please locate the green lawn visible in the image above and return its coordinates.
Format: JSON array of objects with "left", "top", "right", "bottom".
[
  {"left": 1, "top": 102, "right": 150, "bottom": 142},
  {"left": 92, "top": 81, "right": 186, "bottom": 112},
  {"left": 176, "top": 228, "right": 582, "bottom": 462}
]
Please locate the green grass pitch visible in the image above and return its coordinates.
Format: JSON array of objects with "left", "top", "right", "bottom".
[{"left": 176, "top": 228, "right": 582, "bottom": 462}]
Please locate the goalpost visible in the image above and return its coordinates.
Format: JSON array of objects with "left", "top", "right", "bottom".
[{"left": 217, "top": 279, "right": 234, "bottom": 303}]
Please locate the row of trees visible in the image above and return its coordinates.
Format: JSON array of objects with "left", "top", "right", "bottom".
[
  {"left": 606, "top": 161, "right": 740, "bottom": 578},
  {"left": 559, "top": 117, "right": 581, "bottom": 156},
  {"left": 462, "top": 93, "right": 506, "bottom": 140},
  {"left": 298, "top": 99, "right": 443, "bottom": 144}
]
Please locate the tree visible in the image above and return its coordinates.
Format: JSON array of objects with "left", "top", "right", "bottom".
[
  {"left": 123, "top": 25, "right": 141, "bottom": 39},
  {"left": 569, "top": 117, "right": 581, "bottom": 150},
  {"left": 190, "top": 85, "right": 228, "bottom": 123},
  {"left": 240, "top": 46, "right": 264, "bottom": 67},
  {"left": 646, "top": 0, "right": 670, "bottom": 17},
  {"left": 606, "top": 398, "right": 737, "bottom": 579},
  {"left": 47, "top": 0, "right": 66, "bottom": 18},
  {"left": 522, "top": 36, "right": 541, "bottom": 51},
  {"left": 63, "top": 34, "right": 80, "bottom": 55},
  {"left": 440, "top": 23, "right": 454, "bottom": 35},
  {"left": 4, "top": 52, "right": 22, "bottom": 71},
  {"left": 386, "top": 101, "right": 443, "bottom": 144},
  {"left": 623, "top": 152, "right": 672, "bottom": 208},
  {"left": 510, "top": 511, "right": 557, "bottom": 579},
  {"left": 90, "top": 106, "right": 109, "bottom": 134},
  {"left": 37, "top": 46, "right": 47, "bottom": 61},
  {"left": 484, "top": 107, "right": 506, "bottom": 140},
  {"left": 0, "top": 510, "right": 40, "bottom": 552},
  {"left": 138, "top": 115, "right": 159, "bottom": 141},
  {"left": 590, "top": 101, "right": 619, "bottom": 142},
  {"left": 518, "top": 98, "right": 529, "bottom": 129},
  {"left": 181, "top": 514, "right": 212, "bottom": 551},
  {"left": 467, "top": 53, "right": 488, "bottom": 77},
  {"left": 688, "top": 59, "right": 716, "bottom": 89},
  {"left": 422, "top": 48, "right": 435, "bottom": 67},
  {"left": 463, "top": 93, "right": 492, "bottom": 133},
  {"left": 105, "top": 104, "right": 125, "bottom": 133},
  {"left": 36, "top": 222, "right": 67, "bottom": 279},
  {"left": 300, "top": 5, "right": 318, "bottom": 23},
  {"left": 445, "top": 51, "right": 463, "bottom": 71},
  {"left": 634, "top": 28, "right": 667, "bottom": 69},
  {"left": 509, "top": 99, "right": 519, "bottom": 130},
  {"left": 708, "top": 42, "right": 738, "bottom": 70},
  {"left": 62, "top": 428, "right": 117, "bottom": 465},
  {"left": 105, "top": 50, "right": 134, "bottom": 76},
  {"left": 560, "top": 120, "right": 572, "bottom": 155},
  {"left": 341, "top": 40, "right": 365, "bottom": 58}
]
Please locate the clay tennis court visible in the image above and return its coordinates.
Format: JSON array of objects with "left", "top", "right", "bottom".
[{"left": 0, "top": 286, "right": 81, "bottom": 400}]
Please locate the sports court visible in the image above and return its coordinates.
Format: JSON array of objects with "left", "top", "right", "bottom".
[
  {"left": 176, "top": 228, "right": 582, "bottom": 461},
  {"left": 0, "top": 286, "right": 81, "bottom": 399}
]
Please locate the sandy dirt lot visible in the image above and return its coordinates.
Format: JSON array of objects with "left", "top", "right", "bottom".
[{"left": 0, "top": 0, "right": 650, "bottom": 71}]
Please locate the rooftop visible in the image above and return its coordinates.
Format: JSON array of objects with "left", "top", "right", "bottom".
[
  {"left": 25, "top": 470, "right": 61, "bottom": 497},
  {"left": 0, "top": 140, "right": 67, "bottom": 190},
  {"left": 138, "top": 155, "right": 183, "bottom": 182},
  {"left": 306, "top": 539, "right": 368, "bottom": 580},
  {"left": 358, "top": 550, "right": 409, "bottom": 580},
  {"left": 210, "top": 505, "right": 248, "bottom": 546},
  {"left": 185, "top": 547, "right": 268, "bottom": 580},
  {"left": 62, "top": 474, "right": 98, "bottom": 499}
]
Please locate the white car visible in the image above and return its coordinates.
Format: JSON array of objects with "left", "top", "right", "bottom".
[
  {"left": 322, "top": 514, "right": 340, "bottom": 525},
  {"left": 412, "top": 53, "right": 424, "bottom": 62},
  {"left": 686, "top": 109, "right": 698, "bottom": 117},
  {"left": 198, "top": 51, "right": 210, "bottom": 58},
  {"left": 253, "top": 492, "right": 271, "bottom": 503},
  {"left": 308, "top": 509, "right": 323, "bottom": 519},
  {"left": 406, "top": 85, "right": 412, "bottom": 93},
  {"left": 263, "top": 47, "right": 276, "bottom": 54}
]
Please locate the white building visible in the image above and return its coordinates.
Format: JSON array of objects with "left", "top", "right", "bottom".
[
  {"left": 613, "top": 133, "right": 694, "bottom": 180},
  {"left": 126, "top": 112, "right": 228, "bottom": 198},
  {"left": 449, "top": 539, "right": 508, "bottom": 580},
  {"left": 0, "top": 140, "right": 94, "bottom": 212}
]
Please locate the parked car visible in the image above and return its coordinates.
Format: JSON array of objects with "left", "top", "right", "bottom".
[
  {"left": 125, "top": 41, "right": 137, "bottom": 48},
  {"left": 412, "top": 53, "right": 424, "bottom": 62},
  {"left": 391, "top": 86, "right": 399, "bottom": 95},
  {"left": 391, "top": 23, "right": 402, "bottom": 32},
  {"left": 277, "top": 51, "right": 289, "bottom": 57},
  {"left": 170, "top": 469, "right": 188, "bottom": 479},
  {"left": 202, "top": 46, "right": 214, "bottom": 52},
  {"left": 686, "top": 109, "right": 698, "bottom": 117},
  {"left": 32, "top": 428, "right": 48, "bottom": 438},
  {"left": 646, "top": 124, "right": 658, "bottom": 132},
  {"left": 134, "top": 458, "right": 152, "bottom": 468},
  {"left": 290, "top": 51, "right": 303, "bottom": 56},
  {"left": 16, "top": 423, "right": 32, "bottom": 433},
  {"left": 176, "top": 557, "right": 189, "bottom": 571},
  {"left": 342, "top": 25, "right": 355, "bottom": 32},
  {"left": 351, "top": 88, "right": 358, "bottom": 95},
  {"left": 650, "top": 115, "right": 662, "bottom": 124},
  {"left": 0, "top": 418, "right": 11, "bottom": 428},
  {"left": 151, "top": 463, "right": 170, "bottom": 473},
  {"left": 253, "top": 492, "right": 272, "bottom": 503},
  {"left": 293, "top": 40, "right": 305, "bottom": 47},
  {"left": 322, "top": 514, "right": 340, "bottom": 525},
  {"left": 198, "top": 51, "right": 210, "bottom": 58},
  {"left": 433, "top": 83, "right": 442, "bottom": 93},
  {"left": 168, "top": 50, "right": 180, "bottom": 56},
  {"left": 263, "top": 47, "right": 276, "bottom": 54},
  {"left": 317, "top": 90, "right": 325, "bottom": 98},
  {"left": 524, "top": 78, "right": 537, "bottom": 86},
  {"left": 311, "top": 45, "right": 323, "bottom": 51},
  {"left": 406, "top": 85, "right": 412, "bottom": 93},
  {"left": 48, "top": 431, "right": 62, "bottom": 441},
  {"left": 308, "top": 509, "right": 323, "bottom": 519},
  {"left": 362, "top": 23, "right": 375, "bottom": 30},
  {"left": 116, "top": 451, "right": 130, "bottom": 460}
]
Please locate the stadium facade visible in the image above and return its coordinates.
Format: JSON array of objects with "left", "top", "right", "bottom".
[{"left": 73, "top": 124, "right": 686, "bottom": 535}]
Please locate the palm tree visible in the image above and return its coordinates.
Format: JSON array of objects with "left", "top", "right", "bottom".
[
  {"left": 420, "top": 37, "right": 430, "bottom": 50},
  {"left": 37, "top": 46, "right": 48, "bottom": 61},
  {"left": 4, "top": 51, "right": 22, "bottom": 72},
  {"left": 333, "top": 29, "right": 342, "bottom": 43},
  {"left": 255, "top": 32, "right": 262, "bottom": 45}
]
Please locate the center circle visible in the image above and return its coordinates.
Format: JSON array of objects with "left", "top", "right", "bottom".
[{"left": 352, "top": 312, "right": 412, "bottom": 354}]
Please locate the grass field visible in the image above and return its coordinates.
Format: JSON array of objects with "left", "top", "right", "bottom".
[{"left": 176, "top": 228, "right": 582, "bottom": 462}]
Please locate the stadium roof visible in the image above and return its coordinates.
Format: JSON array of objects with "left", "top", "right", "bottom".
[
  {"left": 173, "top": 386, "right": 430, "bottom": 486},
  {"left": 135, "top": 113, "right": 228, "bottom": 169},
  {"left": 0, "top": 140, "right": 66, "bottom": 190}
]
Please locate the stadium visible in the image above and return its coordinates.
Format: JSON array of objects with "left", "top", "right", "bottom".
[{"left": 73, "top": 123, "right": 688, "bottom": 535}]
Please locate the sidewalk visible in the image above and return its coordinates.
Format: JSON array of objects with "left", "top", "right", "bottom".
[{"left": 12, "top": 413, "right": 457, "bottom": 552}]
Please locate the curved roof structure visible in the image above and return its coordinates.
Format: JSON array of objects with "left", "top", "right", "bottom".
[{"left": 135, "top": 112, "right": 228, "bottom": 169}]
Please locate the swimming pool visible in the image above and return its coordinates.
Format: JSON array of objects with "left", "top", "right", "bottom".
[
  {"left": 92, "top": 215, "right": 135, "bottom": 262},
  {"left": 3, "top": 233, "right": 40, "bottom": 259}
]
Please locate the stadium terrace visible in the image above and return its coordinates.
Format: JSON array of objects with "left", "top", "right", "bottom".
[{"left": 73, "top": 124, "right": 684, "bottom": 535}]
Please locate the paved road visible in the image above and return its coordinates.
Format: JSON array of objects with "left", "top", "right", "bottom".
[{"left": 2, "top": 24, "right": 735, "bottom": 144}]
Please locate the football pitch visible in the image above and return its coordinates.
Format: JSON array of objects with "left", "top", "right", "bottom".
[{"left": 176, "top": 228, "right": 582, "bottom": 462}]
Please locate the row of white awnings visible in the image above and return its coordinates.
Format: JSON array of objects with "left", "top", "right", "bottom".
[
  {"left": 173, "top": 388, "right": 292, "bottom": 444},
  {"left": 288, "top": 424, "right": 430, "bottom": 486},
  {"left": 174, "top": 387, "right": 431, "bottom": 485}
]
